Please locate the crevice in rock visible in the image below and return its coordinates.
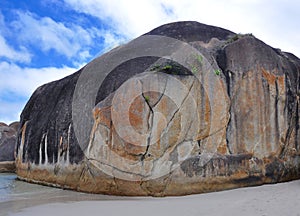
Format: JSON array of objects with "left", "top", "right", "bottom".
[
  {"left": 164, "top": 79, "right": 196, "bottom": 132},
  {"left": 217, "top": 47, "right": 234, "bottom": 155},
  {"left": 280, "top": 71, "right": 298, "bottom": 158},
  {"left": 197, "top": 140, "right": 201, "bottom": 149},
  {"left": 109, "top": 120, "right": 113, "bottom": 148},
  {"left": 225, "top": 115, "right": 233, "bottom": 155},
  {"left": 79, "top": 160, "right": 96, "bottom": 187},
  {"left": 183, "top": 115, "right": 197, "bottom": 140},
  {"left": 295, "top": 100, "right": 299, "bottom": 151},
  {"left": 152, "top": 77, "right": 167, "bottom": 109},
  {"left": 89, "top": 158, "right": 146, "bottom": 178},
  {"left": 274, "top": 79, "right": 280, "bottom": 148},
  {"left": 203, "top": 125, "right": 228, "bottom": 141},
  {"left": 141, "top": 92, "right": 154, "bottom": 162},
  {"left": 223, "top": 74, "right": 234, "bottom": 155}
]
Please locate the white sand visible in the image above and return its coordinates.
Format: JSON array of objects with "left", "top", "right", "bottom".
[{"left": 7, "top": 180, "right": 300, "bottom": 216}]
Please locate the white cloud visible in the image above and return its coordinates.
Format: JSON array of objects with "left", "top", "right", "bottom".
[
  {"left": 99, "top": 30, "right": 128, "bottom": 53},
  {"left": 1, "top": 0, "right": 300, "bottom": 123},
  {"left": 64, "top": 0, "right": 300, "bottom": 57},
  {"left": 0, "top": 61, "right": 77, "bottom": 123},
  {"left": 0, "top": 7, "right": 127, "bottom": 123},
  {"left": 0, "top": 99, "right": 25, "bottom": 124},
  {"left": 0, "top": 61, "right": 76, "bottom": 97},
  {"left": 0, "top": 35, "right": 32, "bottom": 63},
  {"left": 64, "top": 0, "right": 176, "bottom": 38},
  {"left": 11, "top": 11, "right": 100, "bottom": 61}
]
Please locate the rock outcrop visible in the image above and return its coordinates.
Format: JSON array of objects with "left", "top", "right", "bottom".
[
  {"left": 15, "top": 21, "right": 300, "bottom": 196},
  {"left": 0, "top": 122, "right": 19, "bottom": 172}
]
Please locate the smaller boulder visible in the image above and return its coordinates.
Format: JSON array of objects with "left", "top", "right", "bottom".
[{"left": 0, "top": 122, "right": 19, "bottom": 172}]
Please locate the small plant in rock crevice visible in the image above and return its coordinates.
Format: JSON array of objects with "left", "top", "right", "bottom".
[
  {"left": 225, "top": 33, "right": 254, "bottom": 45},
  {"left": 150, "top": 64, "right": 160, "bottom": 71},
  {"left": 195, "top": 54, "right": 203, "bottom": 64},
  {"left": 191, "top": 66, "right": 198, "bottom": 74},
  {"left": 161, "top": 65, "right": 172, "bottom": 71},
  {"left": 214, "top": 69, "right": 221, "bottom": 76},
  {"left": 149, "top": 63, "right": 181, "bottom": 75},
  {"left": 144, "top": 95, "right": 150, "bottom": 103}
]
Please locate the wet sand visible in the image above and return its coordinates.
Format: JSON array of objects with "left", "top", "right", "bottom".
[{"left": 1, "top": 173, "right": 300, "bottom": 216}]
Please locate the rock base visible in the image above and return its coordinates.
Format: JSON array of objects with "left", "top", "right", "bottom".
[
  {"left": 0, "top": 161, "right": 16, "bottom": 173},
  {"left": 16, "top": 154, "right": 300, "bottom": 196}
]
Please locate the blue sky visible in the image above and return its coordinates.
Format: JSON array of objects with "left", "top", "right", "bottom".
[{"left": 0, "top": 0, "right": 299, "bottom": 123}]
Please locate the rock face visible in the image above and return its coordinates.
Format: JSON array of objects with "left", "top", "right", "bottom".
[
  {"left": 0, "top": 122, "right": 20, "bottom": 172},
  {"left": 15, "top": 21, "right": 300, "bottom": 196}
]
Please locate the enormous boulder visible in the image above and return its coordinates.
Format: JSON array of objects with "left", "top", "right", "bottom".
[
  {"left": 0, "top": 122, "right": 20, "bottom": 172},
  {"left": 15, "top": 21, "right": 300, "bottom": 196}
]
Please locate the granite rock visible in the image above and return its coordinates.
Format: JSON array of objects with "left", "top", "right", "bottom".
[
  {"left": 0, "top": 122, "right": 19, "bottom": 172},
  {"left": 15, "top": 22, "right": 300, "bottom": 196}
]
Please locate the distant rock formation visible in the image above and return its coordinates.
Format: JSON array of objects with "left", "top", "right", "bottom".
[
  {"left": 0, "top": 122, "right": 20, "bottom": 172},
  {"left": 15, "top": 21, "right": 300, "bottom": 196}
]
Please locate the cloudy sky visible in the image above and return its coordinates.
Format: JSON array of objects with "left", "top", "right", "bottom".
[{"left": 0, "top": 0, "right": 299, "bottom": 123}]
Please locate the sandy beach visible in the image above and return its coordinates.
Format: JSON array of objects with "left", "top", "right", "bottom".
[{"left": 1, "top": 173, "right": 299, "bottom": 216}]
